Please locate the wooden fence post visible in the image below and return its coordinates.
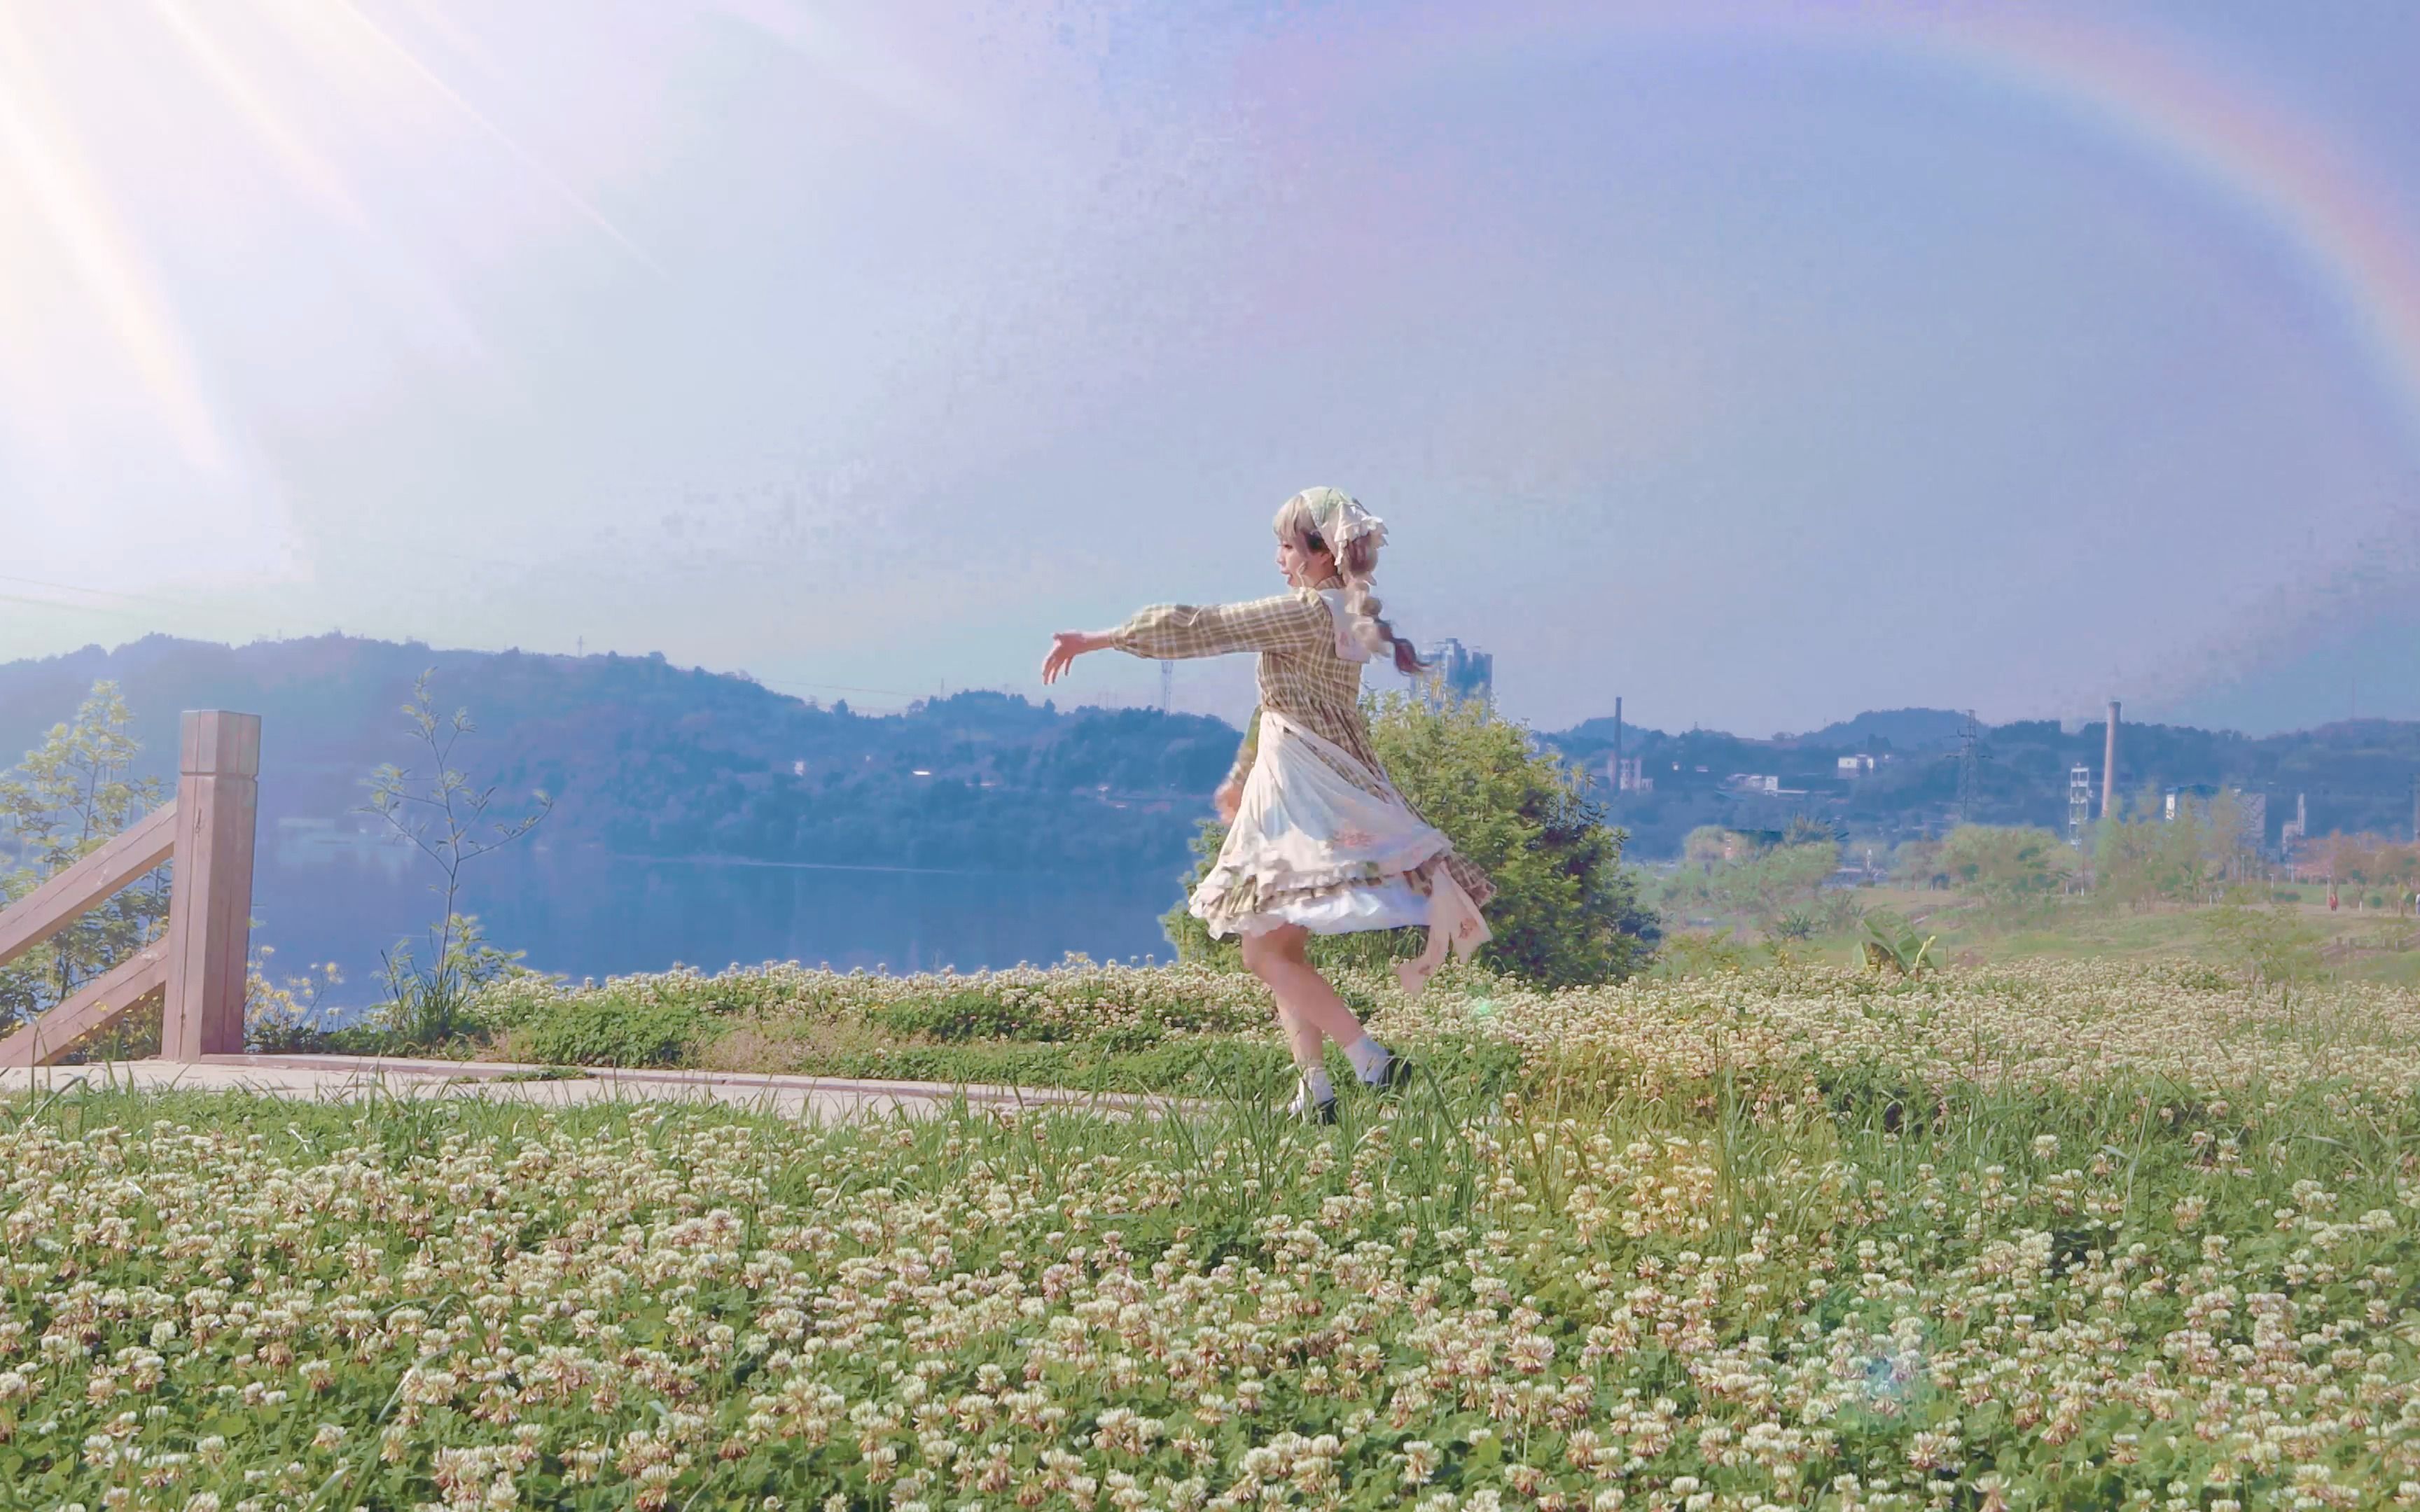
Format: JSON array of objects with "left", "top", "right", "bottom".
[{"left": 161, "top": 710, "right": 260, "bottom": 1060}]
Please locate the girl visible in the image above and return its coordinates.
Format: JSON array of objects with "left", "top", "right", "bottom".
[{"left": 1041, "top": 486, "right": 1494, "bottom": 1121}]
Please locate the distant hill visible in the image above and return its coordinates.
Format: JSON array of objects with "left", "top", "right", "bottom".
[
  {"left": 9, "top": 639, "right": 2420, "bottom": 870},
  {"left": 1555, "top": 706, "right": 1975, "bottom": 757},
  {"left": 1538, "top": 708, "right": 2420, "bottom": 858},
  {"left": 0, "top": 636, "right": 1241, "bottom": 878},
  {"left": 1792, "top": 708, "right": 1973, "bottom": 752}
]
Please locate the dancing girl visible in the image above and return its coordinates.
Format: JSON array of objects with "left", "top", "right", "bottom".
[{"left": 1041, "top": 486, "right": 1494, "bottom": 1121}]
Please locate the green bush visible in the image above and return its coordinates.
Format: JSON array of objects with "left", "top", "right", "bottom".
[
  {"left": 1935, "top": 823, "right": 2072, "bottom": 919},
  {"left": 1162, "top": 693, "right": 1660, "bottom": 986},
  {"left": 870, "top": 988, "right": 1051, "bottom": 1042},
  {"left": 1769, "top": 908, "right": 1819, "bottom": 941},
  {"left": 515, "top": 993, "right": 704, "bottom": 1068},
  {"left": 1662, "top": 833, "right": 1840, "bottom": 931},
  {"left": 1651, "top": 927, "right": 1755, "bottom": 977}
]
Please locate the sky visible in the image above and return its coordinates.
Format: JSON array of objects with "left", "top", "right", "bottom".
[{"left": 3, "top": 0, "right": 2419, "bottom": 736}]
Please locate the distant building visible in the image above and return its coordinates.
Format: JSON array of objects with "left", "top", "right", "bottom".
[
  {"left": 1418, "top": 639, "right": 1493, "bottom": 712},
  {"left": 2237, "top": 791, "right": 2268, "bottom": 850},
  {"left": 1611, "top": 756, "right": 1653, "bottom": 793},
  {"left": 2163, "top": 785, "right": 2268, "bottom": 858},
  {"left": 1726, "top": 774, "right": 1781, "bottom": 795},
  {"left": 1837, "top": 754, "right": 1877, "bottom": 775}
]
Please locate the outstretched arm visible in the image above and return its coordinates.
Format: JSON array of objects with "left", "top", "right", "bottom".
[
  {"left": 1107, "top": 594, "right": 1328, "bottom": 661},
  {"left": 1043, "top": 593, "right": 1326, "bottom": 685}
]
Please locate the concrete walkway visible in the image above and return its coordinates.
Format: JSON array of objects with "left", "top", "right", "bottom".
[{"left": 0, "top": 1054, "right": 1185, "bottom": 1123}]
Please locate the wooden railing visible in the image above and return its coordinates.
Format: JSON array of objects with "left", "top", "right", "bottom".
[{"left": 0, "top": 710, "right": 260, "bottom": 1068}]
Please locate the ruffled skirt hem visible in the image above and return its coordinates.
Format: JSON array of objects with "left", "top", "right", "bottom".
[{"left": 1218, "top": 876, "right": 1434, "bottom": 939}]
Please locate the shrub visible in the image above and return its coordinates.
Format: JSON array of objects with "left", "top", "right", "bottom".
[
  {"left": 515, "top": 993, "right": 704, "bottom": 1068},
  {"left": 1162, "top": 693, "right": 1659, "bottom": 986},
  {"left": 1935, "top": 824, "right": 2073, "bottom": 921},
  {"left": 869, "top": 988, "right": 1050, "bottom": 1042},
  {"left": 1769, "top": 909, "right": 1819, "bottom": 941}
]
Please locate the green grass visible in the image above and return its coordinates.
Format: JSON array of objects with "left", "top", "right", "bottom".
[
  {"left": 2, "top": 1030, "right": 2415, "bottom": 1509},
  {"left": 1699, "top": 886, "right": 2420, "bottom": 985}
]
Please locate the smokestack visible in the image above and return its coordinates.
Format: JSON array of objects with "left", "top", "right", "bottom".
[
  {"left": 2101, "top": 700, "right": 2120, "bottom": 821},
  {"left": 1614, "top": 696, "right": 1623, "bottom": 792}
]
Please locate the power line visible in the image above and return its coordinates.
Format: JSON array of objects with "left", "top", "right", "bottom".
[
  {"left": 0, "top": 573, "right": 216, "bottom": 612},
  {"left": 0, "top": 592, "right": 164, "bottom": 624}
]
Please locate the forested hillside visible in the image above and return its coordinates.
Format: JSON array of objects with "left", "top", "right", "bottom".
[
  {"left": 0, "top": 636, "right": 1237, "bottom": 876},
  {"left": 8, "top": 636, "right": 2419, "bottom": 869}
]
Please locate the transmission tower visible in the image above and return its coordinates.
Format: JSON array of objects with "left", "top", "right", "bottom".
[
  {"left": 1160, "top": 662, "right": 1172, "bottom": 713},
  {"left": 1955, "top": 709, "right": 1982, "bottom": 824},
  {"left": 2067, "top": 763, "right": 2093, "bottom": 848}
]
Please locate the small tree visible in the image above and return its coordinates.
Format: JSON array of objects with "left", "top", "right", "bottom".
[
  {"left": 1890, "top": 836, "right": 1947, "bottom": 890},
  {"left": 2203, "top": 888, "right": 2323, "bottom": 990},
  {"left": 1935, "top": 824, "right": 2072, "bottom": 923},
  {"left": 359, "top": 671, "right": 552, "bottom": 1046},
  {"left": 1714, "top": 840, "right": 1840, "bottom": 932},
  {"left": 0, "top": 682, "right": 171, "bottom": 1026},
  {"left": 1662, "top": 828, "right": 1839, "bottom": 937},
  {"left": 2094, "top": 786, "right": 2220, "bottom": 910},
  {"left": 1162, "top": 692, "right": 1659, "bottom": 986}
]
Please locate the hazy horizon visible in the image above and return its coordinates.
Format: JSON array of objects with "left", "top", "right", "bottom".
[
  {"left": 6, "top": 1, "right": 2420, "bottom": 737},
  {"left": 15, "top": 626, "right": 2416, "bottom": 747}
]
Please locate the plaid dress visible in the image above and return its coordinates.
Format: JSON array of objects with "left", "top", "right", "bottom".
[{"left": 1110, "top": 578, "right": 1496, "bottom": 930}]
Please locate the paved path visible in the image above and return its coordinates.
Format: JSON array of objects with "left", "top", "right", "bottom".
[{"left": 0, "top": 1054, "right": 1183, "bottom": 1123}]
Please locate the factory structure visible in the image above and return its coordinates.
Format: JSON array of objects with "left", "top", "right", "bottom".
[
  {"left": 1441, "top": 676, "right": 2420, "bottom": 868},
  {"left": 2061, "top": 699, "right": 2300, "bottom": 866}
]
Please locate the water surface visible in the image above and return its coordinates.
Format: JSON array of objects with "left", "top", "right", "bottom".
[{"left": 253, "top": 835, "right": 1183, "bottom": 1002}]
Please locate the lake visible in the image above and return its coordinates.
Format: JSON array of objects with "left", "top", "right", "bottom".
[{"left": 253, "top": 835, "right": 1186, "bottom": 1003}]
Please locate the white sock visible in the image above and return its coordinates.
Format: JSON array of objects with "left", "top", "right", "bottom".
[
  {"left": 1344, "top": 1037, "right": 1393, "bottom": 1085},
  {"left": 1291, "top": 1066, "right": 1334, "bottom": 1112}
]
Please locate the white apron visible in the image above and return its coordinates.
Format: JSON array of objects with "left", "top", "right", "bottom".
[{"left": 1190, "top": 706, "right": 1491, "bottom": 999}]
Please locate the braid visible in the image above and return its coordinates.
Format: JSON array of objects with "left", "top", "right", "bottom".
[{"left": 1337, "top": 538, "right": 1425, "bottom": 676}]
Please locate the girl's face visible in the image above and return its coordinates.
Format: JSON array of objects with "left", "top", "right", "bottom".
[{"left": 1276, "top": 531, "right": 1337, "bottom": 588}]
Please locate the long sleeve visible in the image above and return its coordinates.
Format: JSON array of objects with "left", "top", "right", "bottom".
[{"left": 1109, "top": 593, "right": 1329, "bottom": 661}]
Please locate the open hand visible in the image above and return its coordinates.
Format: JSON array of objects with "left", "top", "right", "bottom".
[{"left": 1041, "top": 630, "right": 1104, "bottom": 686}]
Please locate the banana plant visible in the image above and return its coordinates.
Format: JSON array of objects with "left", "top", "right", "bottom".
[{"left": 1860, "top": 913, "right": 1938, "bottom": 978}]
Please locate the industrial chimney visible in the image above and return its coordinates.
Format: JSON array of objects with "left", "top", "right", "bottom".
[{"left": 2101, "top": 700, "right": 2120, "bottom": 821}]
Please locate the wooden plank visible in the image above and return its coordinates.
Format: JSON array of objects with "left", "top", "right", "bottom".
[
  {"left": 162, "top": 711, "right": 261, "bottom": 1060},
  {"left": 0, "top": 943, "right": 167, "bottom": 1069},
  {"left": 0, "top": 803, "right": 177, "bottom": 971}
]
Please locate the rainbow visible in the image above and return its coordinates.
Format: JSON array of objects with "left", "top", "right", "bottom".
[
  {"left": 1893, "top": 8, "right": 2420, "bottom": 456},
  {"left": 1342, "top": 4, "right": 2420, "bottom": 455}
]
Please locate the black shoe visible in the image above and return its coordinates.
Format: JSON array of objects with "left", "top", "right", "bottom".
[
  {"left": 1295, "top": 1097, "right": 1338, "bottom": 1125},
  {"left": 1367, "top": 1054, "right": 1416, "bottom": 1097}
]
